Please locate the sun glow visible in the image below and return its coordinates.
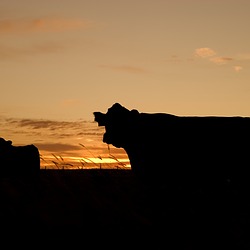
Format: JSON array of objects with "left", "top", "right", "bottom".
[{"left": 40, "top": 154, "right": 131, "bottom": 170}]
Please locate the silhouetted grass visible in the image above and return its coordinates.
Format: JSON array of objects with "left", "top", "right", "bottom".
[{"left": 40, "top": 144, "right": 129, "bottom": 170}]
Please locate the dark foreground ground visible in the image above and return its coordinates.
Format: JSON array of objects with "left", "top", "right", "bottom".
[{"left": 1, "top": 169, "right": 250, "bottom": 249}]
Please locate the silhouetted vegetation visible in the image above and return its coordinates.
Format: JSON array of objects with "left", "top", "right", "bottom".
[{"left": 40, "top": 143, "right": 129, "bottom": 170}]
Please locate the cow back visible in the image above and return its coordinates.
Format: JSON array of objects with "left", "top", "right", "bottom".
[{"left": 0, "top": 144, "right": 40, "bottom": 177}]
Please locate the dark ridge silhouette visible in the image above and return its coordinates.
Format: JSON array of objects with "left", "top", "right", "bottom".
[
  {"left": 0, "top": 137, "right": 40, "bottom": 177},
  {"left": 94, "top": 103, "right": 250, "bottom": 188}
]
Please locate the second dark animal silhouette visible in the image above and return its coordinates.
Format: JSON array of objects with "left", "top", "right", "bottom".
[{"left": 0, "top": 137, "right": 40, "bottom": 177}]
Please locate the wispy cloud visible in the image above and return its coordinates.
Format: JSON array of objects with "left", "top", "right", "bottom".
[
  {"left": 0, "top": 117, "right": 104, "bottom": 144},
  {"left": 195, "top": 48, "right": 216, "bottom": 58},
  {"left": 195, "top": 47, "right": 244, "bottom": 72},
  {"left": 0, "top": 17, "right": 92, "bottom": 34},
  {"left": 209, "top": 57, "right": 233, "bottom": 65},
  {"left": 4, "top": 117, "right": 101, "bottom": 133},
  {"left": 98, "top": 64, "right": 147, "bottom": 74},
  {"left": 36, "top": 142, "right": 112, "bottom": 153},
  {"left": 0, "top": 42, "right": 65, "bottom": 60},
  {"left": 165, "top": 55, "right": 194, "bottom": 63},
  {"left": 0, "top": 116, "right": 104, "bottom": 152},
  {"left": 0, "top": 16, "right": 93, "bottom": 60},
  {"left": 233, "top": 66, "right": 242, "bottom": 72},
  {"left": 35, "top": 142, "right": 82, "bottom": 152}
]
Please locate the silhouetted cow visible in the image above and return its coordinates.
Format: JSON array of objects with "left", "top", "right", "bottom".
[
  {"left": 0, "top": 138, "right": 40, "bottom": 177},
  {"left": 94, "top": 103, "right": 250, "bottom": 190}
]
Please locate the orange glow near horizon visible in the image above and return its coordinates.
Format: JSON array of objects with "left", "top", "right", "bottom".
[
  {"left": 0, "top": 117, "right": 130, "bottom": 170},
  {"left": 40, "top": 154, "right": 131, "bottom": 170}
]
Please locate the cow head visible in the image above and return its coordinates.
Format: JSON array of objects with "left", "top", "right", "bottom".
[{"left": 93, "top": 103, "right": 139, "bottom": 148}]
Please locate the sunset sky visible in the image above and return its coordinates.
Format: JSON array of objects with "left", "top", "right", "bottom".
[{"left": 1, "top": 0, "right": 250, "bottom": 169}]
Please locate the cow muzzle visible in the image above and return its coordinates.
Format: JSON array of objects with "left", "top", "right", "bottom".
[
  {"left": 103, "top": 132, "right": 111, "bottom": 144},
  {"left": 93, "top": 112, "right": 106, "bottom": 126}
]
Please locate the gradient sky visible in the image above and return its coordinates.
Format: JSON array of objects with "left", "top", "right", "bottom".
[{"left": 1, "top": 0, "right": 250, "bottom": 168}]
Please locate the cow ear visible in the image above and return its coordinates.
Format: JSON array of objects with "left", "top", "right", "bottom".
[
  {"left": 130, "top": 109, "right": 139, "bottom": 121},
  {"left": 110, "top": 103, "right": 127, "bottom": 113},
  {"left": 131, "top": 109, "right": 139, "bottom": 114},
  {"left": 112, "top": 103, "right": 123, "bottom": 109},
  {"left": 7, "top": 140, "right": 12, "bottom": 145}
]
